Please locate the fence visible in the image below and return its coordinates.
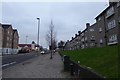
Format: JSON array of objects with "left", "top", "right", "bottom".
[{"left": 61, "top": 54, "right": 106, "bottom": 80}]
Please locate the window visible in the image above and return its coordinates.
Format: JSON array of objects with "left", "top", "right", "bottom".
[
  {"left": 98, "top": 17, "right": 101, "bottom": 21},
  {"left": 81, "top": 38, "right": 84, "bottom": 41},
  {"left": 8, "top": 31, "right": 9, "bottom": 34},
  {"left": 81, "top": 45, "right": 84, "bottom": 49},
  {"left": 100, "top": 39, "right": 103, "bottom": 43},
  {"left": 109, "top": 34, "right": 118, "bottom": 43},
  {"left": 108, "top": 20, "right": 116, "bottom": 30},
  {"left": 90, "top": 43, "right": 95, "bottom": 47},
  {"left": 90, "top": 29, "right": 94, "bottom": 31},
  {"left": 85, "top": 37, "right": 87, "bottom": 41},
  {"left": 91, "top": 36, "right": 95, "bottom": 40},
  {"left": 106, "top": 6, "right": 114, "bottom": 18},
  {"left": 7, "top": 43, "right": 9, "bottom": 47},
  {"left": 117, "top": 1, "right": 120, "bottom": 7},
  {"left": 92, "top": 36, "right": 95, "bottom": 38},
  {"left": 99, "top": 28, "right": 102, "bottom": 32},
  {"left": 81, "top": 33, "right": 84, "bottom": 36},
  {"left": 119, "top": 16, "right": 120, "bottom": 23},
  {"left": 7, "top": 36, "right": 9, "bottom": 40}
]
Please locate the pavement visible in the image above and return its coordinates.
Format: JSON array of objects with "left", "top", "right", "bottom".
[{"left": 2, "top": 52, "right": 73, "bottom": 78}]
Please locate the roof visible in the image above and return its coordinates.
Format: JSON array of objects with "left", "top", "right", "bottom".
[
  {"left": 95, "top": 2, "right": 117, "bottom": 19},
  {"left": 13, "top": 29, "right": 18, "bottom": 34},
  {"left": 18, "top": 44, "right": 31, "bottom": 47},
  {"left": 2, "top": 24, "right": 12, "bottom": 29},
  {"left": 13, "top": 29, "right": 17, "bottom": 31}
]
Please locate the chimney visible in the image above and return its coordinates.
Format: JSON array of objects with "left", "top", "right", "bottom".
[
  {"left": 78, "top": 31, "right": 81, "bottom": 34},
  {"left": 109, "top": 0, "right": 114, "bottom": 5},
  {"left": 72, "top": 37, "right": 74, "bottom": 40},
  {"left": 86, "top": 23, "right": 90, "bottom": 28},
  {"left": 75, "top": 34, "right": 77, "bottom": 37}
]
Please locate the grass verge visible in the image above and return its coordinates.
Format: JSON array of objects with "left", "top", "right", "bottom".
[{"left": 61, "top": 45, "right": 119, "bottom": 78}]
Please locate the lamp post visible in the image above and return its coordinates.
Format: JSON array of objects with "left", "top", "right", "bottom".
[
  {"left": 37, "top": 18, "right": 40, "bottom": 51},
  {"left": 26, "top": 35, "right": 28, "bottom": 44}
]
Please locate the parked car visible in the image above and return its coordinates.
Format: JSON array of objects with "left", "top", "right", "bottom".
[{"left": 40, "top": 51, "right": 45, "bottom": 54}]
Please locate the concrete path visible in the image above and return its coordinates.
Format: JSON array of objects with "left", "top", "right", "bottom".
[{"left": 2, "top": 52, "right": 73, "bottom": 78}]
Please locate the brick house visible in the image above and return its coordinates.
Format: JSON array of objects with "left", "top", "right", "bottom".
[
  {"left": 1, "top": 24, "right": 19, "bottom": 54},
  {"left": 12, "top": 29, "right": 19, "bottom": 54},
  {"left": 2, "top": 24, "right": 13, "bottom": 54}
]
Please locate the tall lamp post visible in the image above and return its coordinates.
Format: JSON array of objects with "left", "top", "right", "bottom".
[
  {"left": 26, "top": 35, "right": 28, "bottom": 44},
  {"left": 37, "top": 18, "right": 40, "bottom": 51}
]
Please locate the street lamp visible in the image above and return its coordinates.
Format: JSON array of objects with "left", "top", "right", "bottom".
[
  {"left": 26, "top": 35, "right": 28, "bottom": 44},
  {"left": 37, "top": 18, "right": 40, "bottom": 51}
]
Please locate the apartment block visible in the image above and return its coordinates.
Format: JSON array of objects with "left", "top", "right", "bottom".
[
  {"left": 1, "top": 24, "right": 19, "bottom": 54},
  {"left": 84, "top": 23, "right": 98, "bottom": 48},
  {"left": 0, "top": 23, "right": 3, "bottom": 54},
  {"left": 2, "top": 24, "right": 13, "bottom": 54},
  {"left": 96, "top": 2, "right": 120, "bottom": 46},
  {"left": 12, "top": 29, "right": 19, "bottom": 54},
  {"left": 64, "top": 1, "right": 120, "bottom": 50}
]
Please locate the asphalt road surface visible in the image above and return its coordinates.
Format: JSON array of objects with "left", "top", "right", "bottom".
[{"left": 2, "top": 52, "right": 40, "bottom": 69}]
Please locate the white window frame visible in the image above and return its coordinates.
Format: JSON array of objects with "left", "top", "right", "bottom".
[
  {"left": 85, "top": 37, "right": 87, "bottom": 41},
  {"left": 99, "top": 28, "right": 102, "bottom": 32},
  {"left": 106, "top": 6, "right": 114, "bottom": 18},
  {"left": 109, "top": 34, "right": 118, "bottom": 43},
  {"left": 107, "top": 20, "right": 116, "bottom": 30},
  {"left": 90, "top": 28, "right": 94, "bottom": 32},
  {"left": 117, "top": 1, "right": 120, "bottom": 7},
  {"left": 8, "top": 31, "right": 9, "bottom": 34},
  {"left": 100, "top": 39, "right": 103, "bottom": 43},
  {"left": 98, "top": 17, "right": 101, "bottom": 21}
]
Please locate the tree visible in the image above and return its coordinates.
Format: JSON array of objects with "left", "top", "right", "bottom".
[
  {"left": 46, "top": 20, "right": 57, "bottom": 59},
  {"left": 58, "top": 40, "right": 65, "bottom": 50}
]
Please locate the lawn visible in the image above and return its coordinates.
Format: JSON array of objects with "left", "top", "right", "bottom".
[{"left": 61, "top": 45, "right": 119, "bottom": 78}]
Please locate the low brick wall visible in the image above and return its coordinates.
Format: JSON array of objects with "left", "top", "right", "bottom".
[{"left": 59, "top": 53, "right": 106, "bottom": 79}]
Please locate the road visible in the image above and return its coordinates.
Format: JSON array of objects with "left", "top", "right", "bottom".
[
  {"left": 2, "top": 52, "right": 74, "bottom": 78},
  {"left": 2, "top": 52, "right": 39, "bottom": 69}
]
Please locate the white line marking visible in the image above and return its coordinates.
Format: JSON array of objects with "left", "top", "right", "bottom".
[
  {"left": 2, "top": 61, "right": 16, "bottom": 68},
  {"left": 9, "top": 62, "right": 16, "bottom": 65}
]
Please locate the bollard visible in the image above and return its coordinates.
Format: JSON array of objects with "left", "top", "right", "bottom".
[
  {"left": 64, "top": 55, "right": 70, "bottom": 71},
  {"left": 78, "top": 69, "right": 81, "bottom": 78},
  {"left": 70, "top": 63, "right": 74, "bottom": 76}
]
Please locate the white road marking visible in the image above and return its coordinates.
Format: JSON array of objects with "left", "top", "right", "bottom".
[
  {"left": 9, "top": 62, "right": 16, "bottom": 65},
  {"left": 1, "top": 61, "right": 16, "bottom": 68}
]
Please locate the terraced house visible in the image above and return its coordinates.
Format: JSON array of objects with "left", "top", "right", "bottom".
[
  {"left": 64, "top": 1, "right": 120, "bottom": 50},
  {"left": 1, "top": 24, "right": 19, "bottom": 54}
]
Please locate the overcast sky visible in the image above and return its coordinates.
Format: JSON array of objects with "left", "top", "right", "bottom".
[{"left": 2, "top": 2, "right": 108, "bottom": 48}]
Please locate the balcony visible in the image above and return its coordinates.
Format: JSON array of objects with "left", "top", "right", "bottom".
[{"left": 108, "top": 41, "right": 118, "bottom": 45}]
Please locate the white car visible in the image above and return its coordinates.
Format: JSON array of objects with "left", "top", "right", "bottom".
[{"left": 40, "top": 51, "right": 45, "bottom": 54}]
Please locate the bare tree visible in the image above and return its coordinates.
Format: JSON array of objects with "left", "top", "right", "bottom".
[
  {"left": 58, "top": 40, "right": 65, "bottom": 50},
  {"left": 46, "top": 20, "right": 57, "bottom": 59}
]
